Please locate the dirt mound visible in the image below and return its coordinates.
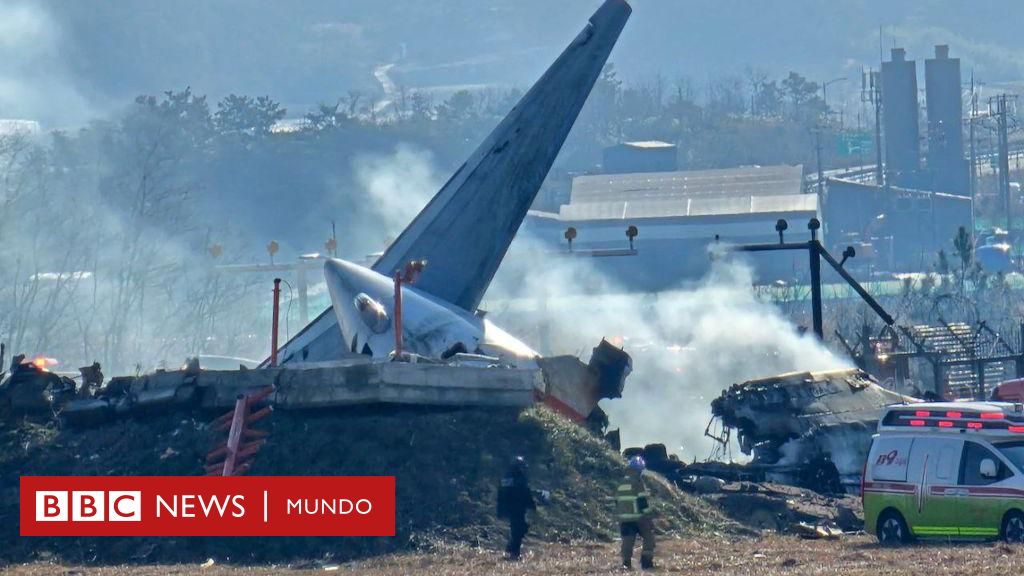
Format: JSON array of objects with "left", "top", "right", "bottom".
[{"left": 0, "top": 404, "right": 730, "bottom": 565}]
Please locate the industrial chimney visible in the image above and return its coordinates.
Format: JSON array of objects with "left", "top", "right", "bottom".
[
  {"left": 925, "top": 44, "right": 968, "bottom": 196},
  {"left": 881, "top": 47, "right": 921, "bottom": 187}
]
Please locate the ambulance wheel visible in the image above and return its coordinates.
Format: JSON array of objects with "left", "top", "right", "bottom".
[
  {"left": 877, "top": 510, "right": 911, "bottom": 546},
  {"left": 1002, "top": 511, "right": 1024, "bottom": 543}
]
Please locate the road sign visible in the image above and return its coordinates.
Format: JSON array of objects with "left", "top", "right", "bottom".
[{"left": 836, "top": 132, "right": 874, "bottom": 156}]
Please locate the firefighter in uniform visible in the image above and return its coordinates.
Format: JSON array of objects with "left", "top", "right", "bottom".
[
  {"left": 616, "top": 455, "right": 655, "bottom": 570},
  {"left": 497, "top": 455, "right": 536, "bottom": 560}
]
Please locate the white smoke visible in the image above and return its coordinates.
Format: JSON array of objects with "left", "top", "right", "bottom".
[
  {"left": 348, "top": 147, "right": 850, "bottom": 461},
  {"left": 0, "top": 2, "right": 97, "bottom": 127},
  {"left": 488, "top": 238, "right": 850, "bottom": 461},
  {"left": 351, "top": 144, "right": 440, "bottom": 250}
]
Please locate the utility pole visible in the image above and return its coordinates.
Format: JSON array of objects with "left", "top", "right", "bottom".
[
  {"left": 991, "top": 94, "right": 1016, "bottom": 233},
  {"left": 862, "top": 69, "right": 884, "bottom": 185},
  {"left": 817, "top": 76, "right": 846, "bottom": 193},
  {"left": 815, "top": 128, "right": 825, "bottom": 195},
  {"left": 808, "top": 220, "right": 823, "bottom": 338},
  {"left": 969, "top": 72, "right": 977, "bottom": 202}
]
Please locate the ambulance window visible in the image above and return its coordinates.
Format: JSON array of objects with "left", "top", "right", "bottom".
[
  {"left": 960, "top": 442, "right": 1012, "bottom": 485},
  {"left": 935, "top": 445, "right": 958, "bottom": 481},
  {"left": 995, "top": 442, "right": 1024, "bottom": 474}
]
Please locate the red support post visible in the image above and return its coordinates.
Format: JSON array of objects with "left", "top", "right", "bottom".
[
  {"left": 270, "top": 278, "right": 281, "bottom": 367},
  {"left": 393, "top": 272, "right": 403, "bottom": 358}
]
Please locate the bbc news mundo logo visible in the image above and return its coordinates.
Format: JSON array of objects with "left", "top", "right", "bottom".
[{"left": 21, "top": 476, "right": 395, "bottom": 537}]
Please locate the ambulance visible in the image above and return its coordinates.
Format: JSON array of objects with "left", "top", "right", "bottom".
[{"left": 863, "top": 402, "right": 1024, "bottom": 544}]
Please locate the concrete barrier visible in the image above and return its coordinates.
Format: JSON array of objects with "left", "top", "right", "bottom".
[{"left": 56, "top": 356, "right": 593, "bottom": 426}]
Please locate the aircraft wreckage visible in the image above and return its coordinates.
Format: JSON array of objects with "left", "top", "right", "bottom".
[
  {"left": 2, "top": 0, "right": 634, "bottom": 426},
  {"left": 708, "top": 368, "right": 918, "bottom": 493},
  {"left": 693, "top": 223, "right": 922, "bottom": 494}
]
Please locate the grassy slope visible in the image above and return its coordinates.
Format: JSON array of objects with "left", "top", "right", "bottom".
[{"left": 0, "top": 404, "right": 729, "bottom": 565}]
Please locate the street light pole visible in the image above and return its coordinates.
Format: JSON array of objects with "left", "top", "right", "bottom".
[
  {"left": 822, "top": 77, "right": 848, "bottom": 125},
  {"left": 817, "top": 77, "right": 847, "bottom": 195}
]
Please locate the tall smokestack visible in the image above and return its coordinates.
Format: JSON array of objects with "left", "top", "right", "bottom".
[
  {"left": 881, "top": 47, "right": 920, "bottom": 187},
  {"left": 925, "top": 44, "right": 967, "bottom": 196}
]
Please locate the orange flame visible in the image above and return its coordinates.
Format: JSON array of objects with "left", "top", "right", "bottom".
[{"left": 30, "top": 356, "right": 58, "bottom": 372}]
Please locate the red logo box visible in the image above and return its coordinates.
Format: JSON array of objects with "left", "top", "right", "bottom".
[{"left": 21, "top": 476, "right": 395, "bottom": 537}]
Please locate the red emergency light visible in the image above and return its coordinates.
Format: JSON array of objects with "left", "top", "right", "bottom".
[{"left": 887, "top": 408, "right": 1024, "bottom": 431}]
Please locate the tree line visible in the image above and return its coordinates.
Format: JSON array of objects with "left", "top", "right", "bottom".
[{"left": 0, "top": 66, "right": 850, "bottom": 374}]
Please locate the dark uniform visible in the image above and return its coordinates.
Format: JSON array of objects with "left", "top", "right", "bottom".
[
  {"left": 497, "top": 458, "right": 536, "bottom": 559},
  {"left": 616, "top": 470, "right": 655, "bottom": 569}
]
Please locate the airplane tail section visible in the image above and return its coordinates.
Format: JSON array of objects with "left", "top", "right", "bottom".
[
  {"left": 271, "top": 0, "right": 631, "bottom": 365},
  {"left": 373, "top": 0, "right": 631, "bottom": 310}
]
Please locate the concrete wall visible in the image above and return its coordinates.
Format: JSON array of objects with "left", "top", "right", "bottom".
[{"left": 198, "top": 363, "right": 539, "bottom": 410}]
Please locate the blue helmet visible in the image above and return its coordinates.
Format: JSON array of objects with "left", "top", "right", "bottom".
[{"left": 628, "top": 455, "right": 646, "bottom": 472}]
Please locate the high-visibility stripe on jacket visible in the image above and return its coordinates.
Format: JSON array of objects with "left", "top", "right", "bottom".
[{"left": 615, "top": 477, "right": 650, "bottom": 522}]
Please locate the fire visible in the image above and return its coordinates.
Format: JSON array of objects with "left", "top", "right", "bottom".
[{"left": 29, "top": 356, "right": 58, "bottom": 372}]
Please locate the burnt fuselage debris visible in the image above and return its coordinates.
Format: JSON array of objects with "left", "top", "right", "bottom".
[{"left": 707, "top": 368, "right": 916, "bottom": 494}]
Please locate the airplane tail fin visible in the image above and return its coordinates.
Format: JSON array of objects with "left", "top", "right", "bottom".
[
  {"left": 372, "top": 0, "right": 631, "bottom": 310},
  {"left": 271, "top": 0, "right": 631, "bottom": 365}
]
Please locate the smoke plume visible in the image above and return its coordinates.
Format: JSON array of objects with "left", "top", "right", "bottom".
[
  {"left": 0, "top": 1, "right": 98, "bottom": 127},
  {"left": 351, "top": 144, "right": 439, "bottom": 251},
  {"left": 488, "top": 239, "right": 850, "bottom": 461}
]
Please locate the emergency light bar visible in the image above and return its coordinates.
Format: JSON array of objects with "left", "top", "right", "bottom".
[{"left": 882, "top": 404, "right": 1024, "bottom": 433}]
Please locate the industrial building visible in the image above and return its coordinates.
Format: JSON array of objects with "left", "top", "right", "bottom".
[
  {"left": 523, "top": 161, "right": 971, "bottom": 290},
  {"left": 523, "top": 165, "right": 817, "bottom": 289},
  {"left": 518, "top": 43, "right": 978, "bottom": 292},
  {"left": 602, "top": 140, "right": 678, "bottom": 174},
  {"left": 819, "top": 44, "right": 973, "bottom": 273},
  {"left": 824, "top": 177, "right": 972, "bottom": 271}
]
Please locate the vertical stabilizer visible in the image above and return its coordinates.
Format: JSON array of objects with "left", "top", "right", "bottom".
[
  {"left": 373, "top": 0, "right": 631, "bottom": 310},
  {"left": 272, "top": 0, "right": 631, "bottom": 364}
]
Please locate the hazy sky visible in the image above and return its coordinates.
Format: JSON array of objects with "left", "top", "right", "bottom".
[{"left": 4, "top": 0, "right": 1024, "bottom": 128}]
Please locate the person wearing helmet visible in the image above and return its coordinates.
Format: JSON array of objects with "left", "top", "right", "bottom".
[
  {"left": 616, "top": 455, "right": 655, "bottom": 570},
  {"left": 497, "top": 455, "right": 536, "bottom": 560}
]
